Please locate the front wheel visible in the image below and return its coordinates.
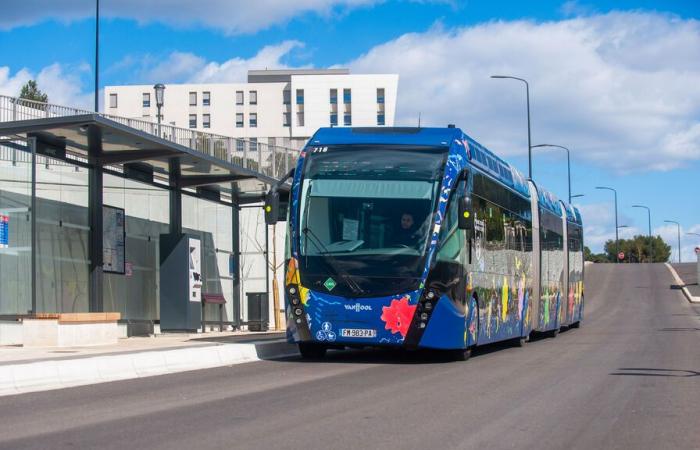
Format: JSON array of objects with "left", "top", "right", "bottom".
[
  {"left": 298, "top": 343, "right": 327, "bottom": 359},
  {"left": 451, "top": 347, "right": 472, "bottom": 361},
  {"left": 549, "top": 328, "right": 560, "bottom": 338},
  {"left": 570, "top": 321, "right": 581, "bottom": 329}
]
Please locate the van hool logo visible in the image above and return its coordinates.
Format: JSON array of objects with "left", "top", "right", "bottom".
[{"left": 344, "top": 303, "right": 373, "bottom": 312}]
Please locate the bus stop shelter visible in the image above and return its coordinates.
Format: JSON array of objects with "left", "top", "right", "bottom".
[{"left": 0, "top": 113, "right": 290, "bottom": 335}]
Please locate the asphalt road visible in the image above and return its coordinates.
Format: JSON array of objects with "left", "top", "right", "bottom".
[{"left": 1, "top": 264, "right": 698, "bottom": 450}]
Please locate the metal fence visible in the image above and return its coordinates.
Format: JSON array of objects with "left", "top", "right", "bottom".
[{"left": 0, "top": 95, "right": 298, "bottom": 180}]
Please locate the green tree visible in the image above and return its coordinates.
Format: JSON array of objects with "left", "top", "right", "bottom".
[
  {"left": 19, "top": 80, "right": 48, "bottom": 103},
  {"left": 603, "top": 235, "right": 671, "bottom": 263},
  {"left": 584, "top": 246, "right": 610, "bottom": 263}
]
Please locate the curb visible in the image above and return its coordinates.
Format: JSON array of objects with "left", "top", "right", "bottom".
[
  {"left": 0, "top": 340, "right": 298, "bottom": 397},
  {"left": 664, "top": 263, "right": 700, "bottom": 304}
]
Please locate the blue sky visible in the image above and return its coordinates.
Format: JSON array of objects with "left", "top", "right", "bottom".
[{"left": 1, "top": 0, "right": 699, "bottom": 259}]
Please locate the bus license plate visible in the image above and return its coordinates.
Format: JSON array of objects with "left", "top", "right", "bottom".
[{"left": 341, "top": 328, "right": 376, "bottom": 338}]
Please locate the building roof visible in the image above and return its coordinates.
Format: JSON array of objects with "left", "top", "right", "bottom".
[
  {"left": 247, "top": 69, "right": 351, "bottom": 83},
  {"left": 0, "top": 114, "right": 288, "bottom": 202}
]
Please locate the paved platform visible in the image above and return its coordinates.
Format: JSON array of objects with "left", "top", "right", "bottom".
[
  {"left": 670, "top": 263, "right": 699, "bottom": 297},
  {"left": 0, "top": 331, "right": 297, "bottom": 396}
]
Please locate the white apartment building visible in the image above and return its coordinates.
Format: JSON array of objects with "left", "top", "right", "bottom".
[{"left": 104, "top": 69, "right": 399, "bottom": 150}]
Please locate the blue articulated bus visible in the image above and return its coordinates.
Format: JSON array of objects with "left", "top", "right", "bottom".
[{"left": 264, "top": 126, "right": 584, "bottom": 359}]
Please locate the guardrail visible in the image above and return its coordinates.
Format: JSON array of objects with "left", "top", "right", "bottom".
[{"left": 0, "top": 95, "right": 298, "bottom": 180}]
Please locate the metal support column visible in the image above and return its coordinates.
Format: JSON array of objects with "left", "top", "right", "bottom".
[
  {"left": 87, "top": 125, "right": 104, "bottom": 312},
  {"left": 231, "top": 201, "right": 241, "bottom": 329},
  {"left": 169, "top": 158, "right": 182, "bottom": 235},
  {"left": 29, "top": 137, "right": 37, "bottom": 314}
]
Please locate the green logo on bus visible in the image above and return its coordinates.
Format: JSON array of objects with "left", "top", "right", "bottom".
[{"left": 324, "top": 277, "right": 337, "bottom": 292}]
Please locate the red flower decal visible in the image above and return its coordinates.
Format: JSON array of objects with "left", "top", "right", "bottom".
[{"left": 381, "top": 296, "right": 417, "bottom": 337}]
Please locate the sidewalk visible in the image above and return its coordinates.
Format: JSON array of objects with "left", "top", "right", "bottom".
[
  {"left": 666, "top": 263, "right": 700, "bottom": 303},
  {"left": 0, "top": 331, "right": 298, "bottom": 397}
]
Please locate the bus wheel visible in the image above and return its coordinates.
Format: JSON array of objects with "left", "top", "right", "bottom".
[
  {"left": 514, "top": 336, "right": 528, "bottom": 347},
  {"left": 570, "top": 321, "right": 581, "bottom": 329},
  {"left": 549, "top": 328, "right": 560, "bottom": 338},
  {"left": 298, "top": 343, "right": 327, "bottom": 359},
  {"left": 452, "top": 347, "right": 472, "bottom": 362}
]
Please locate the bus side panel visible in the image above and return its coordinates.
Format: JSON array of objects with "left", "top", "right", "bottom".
[
  {"left": 470, "top": 174, "right": 532, "bottom": 346},
  {"left": 528, "top": 181, "right": 542, "bottom": 332},
  {"left": 561, "top": 202, "right": 571, "bottom": 326}
]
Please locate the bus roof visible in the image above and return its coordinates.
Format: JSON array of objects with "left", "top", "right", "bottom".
[{"left": 308, "top": 127, "right": 462, "bottom": 147}]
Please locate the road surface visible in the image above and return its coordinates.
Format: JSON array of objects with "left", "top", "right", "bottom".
[{"left": 0, "top": 263, "right": 698, "bottom": 449}]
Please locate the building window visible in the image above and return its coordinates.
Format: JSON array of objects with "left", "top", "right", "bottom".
[
  {"left": 109, "top": 93, "right": 118, "bottom": 108},
  {"left": 236, "top": 113, "right": 244, "bottom": 128},
  {"left": 250, "top": 113, "right": 257, "bottom": 128},
  {"left": 189, "top": 114, "right": 197, "bottom": 128},
  {"left": 142, "top": 93, "right": 150, "bottom": 108},
  {"left": 330, "top": 89, "right": 337, "bottom": 105},
  {"left": 377, "top": 113, "right": 385, "bottom": 126},
  {"left": 236, "top": 139, "right": 245, "bottom": 152},
  {"left": 296, "top": 89, "right": 304, "bottom": 105},
  {"left": 377, "top": 88, "right": 385, "bottom": 104},
  {"left": 203, "top": 91, "right": 210, "bottom": 106},
  {"left": 249, "top": 138, "right": 258, "bottom": 152},
  {"left": 344, "top": 113, "right": 351, "bottom": 126},
  {"left": 330, "top": 113, "right": 338, "bottom": 126},
  {"left": 343, "top": 88, "right": 351, "bottom": 104},
  {"left": 249, "top": 90, "right": 257, "bottom": 105},
  {"left": 283, "top": 90, "right": 291, "bottom": 105},
  {"left": 297, "top": 112, "right": 304, "bottom": 127},
  {"left": 283, "top": 112, "right": 291, "bottom": 127},
  {"left": 236, "top": 91, "right": 244, "bottom": 105},
  {"left": 189, "top": 92, "right": 197, "bottom": 106},
  {"left": 203, "top": 114, "right": 210, "bottom": 128}
]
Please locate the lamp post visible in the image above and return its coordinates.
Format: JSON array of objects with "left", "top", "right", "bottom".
[
  {"left": 491, "top": 75, "right": 532, "bottom": 179},
  {"left": 688, "top": 232, "right": 700, "bottom": 239},
  {"left": 571, "top": 194, "right": 584, "bottom": 199},
  {"left": 532, "top": 144, "right": 572, "bottom": 203},
  {"left": 595, "top": 186, "right": 619, "bottom": 263},
  {"left": 664, "top": 220, "right": 681, "bottom": 263},
  {"left": 94, "top": 0, "right": 100, "bottom": 112},
  {"left": 632, "top": 205, "right": 653, "bottom": 263},
  {"left": 154, "top": 83, "right": 165, "bottom": 135}
]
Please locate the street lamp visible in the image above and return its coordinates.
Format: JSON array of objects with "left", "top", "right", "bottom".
[
  {"left": 532, "top": 144, "right": 572, "bottom": 203},
  {"left": 633, "top": 205, "right": 653, "bottom": 263},
  {"left": 154, "top": 83, "right": 165, "bottom": 134},
  {"left": 491, "top": 75, "right": 532, "bottom": 179},
  {"left": 664, "top": 220, "right": 681, "bottom": 263},
  {"left": 688, "top": 232, "right": 700, "bottom": 238},
  {"left": 596, "top": 186, "right": 619, "bottom": 263},
  {"left": 571, "top": 194, "right": 585, "bottom": 199}
]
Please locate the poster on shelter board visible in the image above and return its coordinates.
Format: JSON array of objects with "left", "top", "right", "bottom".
[
  {"left": 188, "top": 237, "right": 202, "bottom": 302},
  {"left": 102, "top": 206, "right": 125, "bottom": 274},
  {"left": 0, "top": 215, "right": 9, "bottom": 248}
]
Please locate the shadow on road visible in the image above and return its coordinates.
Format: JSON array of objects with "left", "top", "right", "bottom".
[{"left": 610, "top": 368, "right": 699, "bottom": 378}]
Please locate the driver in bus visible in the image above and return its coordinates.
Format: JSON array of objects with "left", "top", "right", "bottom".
[{"left": 394, "top": 212, "right": 418, "bottom": 246}]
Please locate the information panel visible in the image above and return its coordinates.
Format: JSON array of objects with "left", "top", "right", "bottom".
[
  {"left": 188, "top": 237, "right": 202, "bottom": 302},
  {"left": 103, "top": 205, "right": 126, "bottom": 274}
]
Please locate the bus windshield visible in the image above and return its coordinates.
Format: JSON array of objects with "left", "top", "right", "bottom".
[{"left": 298, "top": 145, "right": 447, "bottom": 297}]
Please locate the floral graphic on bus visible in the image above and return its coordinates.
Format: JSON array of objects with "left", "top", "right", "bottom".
[{"left": 381, "top": 295, "right": 417, "bottom": 337}]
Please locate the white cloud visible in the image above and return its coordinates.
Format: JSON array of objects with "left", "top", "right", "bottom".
[
  {"left": 344, "top": 12, "right": 700, "bottom": 172},
  {"left": 655, "top": 223, "right": 700, "bottom": 263},
  {"left": 0, "top": 63, "right": 93, "bottom": 109},
  {"left": 0, "top": 0, "right": 379, "bottom": 34},
  {"left": 109, "top": 41, "right": 305, "bottom": 85}
]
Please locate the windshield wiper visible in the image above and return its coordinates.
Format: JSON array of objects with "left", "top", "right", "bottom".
[{"left": 301, "top": 227, "right": 365, "bottom": 295}]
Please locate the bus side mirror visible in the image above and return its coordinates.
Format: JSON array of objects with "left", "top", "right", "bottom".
[
  {"left": 458, "top": 195, "right": 474, "bottom": 231},
  {"left": 264, "top": 191, "right": 280, "bottom": 225}
]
